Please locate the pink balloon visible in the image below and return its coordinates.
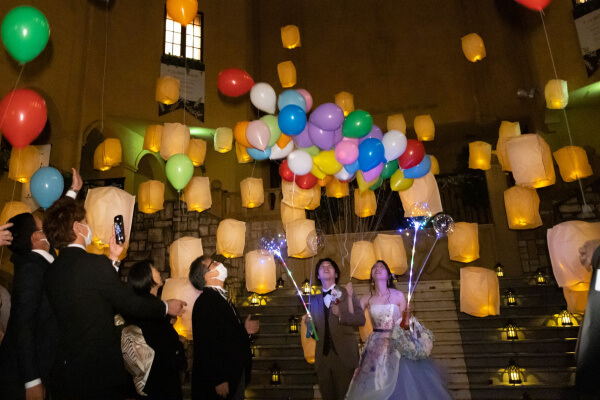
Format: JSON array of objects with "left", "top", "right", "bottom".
[
  {"left": 297, "top": 89, "right": 313, "bottom": 112},
  {"left": 362, "top": 162, "right": 383, "bottom": 182},
  {"left": 246, "top": 120, "right": 271, "bottom": 151},
  {"left": 334, "top": 137, "right": 359, "bottom": 165}
]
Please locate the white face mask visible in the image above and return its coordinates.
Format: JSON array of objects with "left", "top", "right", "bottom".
[
  {"left": 77, "top": 222, "right": 93, "bottom": 247},
  {"left": 212, "top": 263, "right": 228, "bottom": 282}
]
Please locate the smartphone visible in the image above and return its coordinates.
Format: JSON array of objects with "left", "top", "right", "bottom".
[{"left": 114, "top": 215, "right": 125, "bottom": 245}]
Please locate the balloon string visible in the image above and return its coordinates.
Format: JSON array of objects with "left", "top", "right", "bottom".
[
  {"left": 407, "top": 223, "right": 420, "bottom": 304},
  {"left": 0, "top": 64, "right": 26, "bottom": 141},
  {"left": 100, "top": 1, "right": 109, "bottom": 133},
  {"left": 183, "top": 55, "right": 187, "bottom": 126},
  {"left": 409, "top": 235, "right": 440, "bottom": 300},
  {"left": 0, "top": 150, "right": 23, "bottom": 267}
]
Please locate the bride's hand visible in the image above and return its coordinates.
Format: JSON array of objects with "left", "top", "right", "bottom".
[{"left": 346, "top": 282, "right": 353, "bottom": 297}]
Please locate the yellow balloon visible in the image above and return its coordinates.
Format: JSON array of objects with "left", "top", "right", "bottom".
[
  {"left": 356, "top": 171, "right": 379, "bottom": 192},
  {"left": 390, "top": 169, "right": 414, "bottom": 191},
  {"left": 167, "top": 0, "right": 199, "bottom": 26},
  {"left": 313, "top": 150, "right": 343, "bottom": 176},
  {"left": 311, "top": 164, "right": 327, "bottom": 180}
]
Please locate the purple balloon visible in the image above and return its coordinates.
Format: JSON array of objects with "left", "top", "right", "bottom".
[
  {"left": 359, "top": 125, "right": 383, "bottom": 143},
  {"left": 362, "top": 162, "right": 384, "bottom": 182},
  {"left": 292, "top": 124, "right": 314, "bottom": 148},
  {"left": 308, "top": 122, "right": 344, "bottom": 150},
  {"left": 309, "top": 103, "right": 345, "bottom": 131}
]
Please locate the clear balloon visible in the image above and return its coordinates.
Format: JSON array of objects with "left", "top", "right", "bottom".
[
  {"left": 408, "top": 202, "right": 432, "bottom": 218},
  {"left": 433, "top": 214, "right": 455, "bottom": 237},
  {"left": 307, "top": 229, "right": 326, "bottom": 253}
]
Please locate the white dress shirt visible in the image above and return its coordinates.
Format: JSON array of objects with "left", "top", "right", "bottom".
[{"left": 322, "top": 284, "right": 336, "bottom": 308}]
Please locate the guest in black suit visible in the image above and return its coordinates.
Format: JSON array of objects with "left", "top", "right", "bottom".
[
  {"left": 125, "top": 260, "right": 187, "bottom": 400},
  {"left": 189, "top": 255, "right": 259, "bottom": 400},
  {"left": 43, "top": 197, "right": 186, "bottom": 400}
]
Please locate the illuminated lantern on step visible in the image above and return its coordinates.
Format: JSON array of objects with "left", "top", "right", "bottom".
[
  {"left": 183, "top": 177, "right": 212, "bottom": 212},
  {"left": 503, "top": 186, "right": 542, "bottom": 230},
  {"left": 289, "top": 315, "right": 299, "bottom": 333},
  {"left": 161, "top": 277, "right": 201, "bottom": 340},
  {"left": 281, "top": 201, "right": 306, "bottom": 227},
  {"left": 300, "top": 315, "right": 316, "bottom": 364},
  {"left": 270, "top": 364, "right": 281, "bottom": 385},
  {"left": 138, "top": 180, "right": 165, "bottom": 214},
  {"left": 277, "top": 61, "right": 297, "bottom": 88},
  {"left": 169, "top": 236, "right": 204, "bottom": 278},
  {"left": 160, "top": 123, "right": 190, "bottom": 161},
  {"left": 414, "top": 115, "right": 435, "bottom": 141},
  {"left": 429, "top": 155, "right": 440, "bottom": 175},
  {"left": 461, "top": 33, "right": 486, "bottom": 62},
  {"left": 286, "top": 219, "right": 317, "bottom": 258},
  {"left": 505, "top": 323, "right": 518, "bottom": 340},
  {"left": 506, "top": 288, "right": 517, "bottom": 306},
  {"left": 506, "top": 134, "right": 555, "bottom": 189},
  {"left": 282, "top": 180, "right": 315, "bottom": 209},
  {"left": 535, "top": 268, "right": 547, "bottom": 285},
  {"left": 354, "top": 189, "right": 377, "bottom": 218},
  {"left": 187, "top": 139, "right": 207, "bottom": 166},
  {"left": 245, "top": 250, "right": 276, "bottom": 294},
  {"left": 469, "top": 141, "right": 491, "bottom": 170},
  {"left": 94, "top": 139, "right": 122, "bottom": 171},
  {"left": 216, "top": 219, "right": 246, "bottom": 258},
  {"left": 559, "top": 310, "right": 574, "bottom": 327},
  {"left": 281, "top": 25, "right": 301, "bottom": 49},
  {"left": 459, "top": 266, "right": 500, "bottom": 317},
  {"left": 240, "top": 178, "right": 264, "bottom": 208},
  {"left": 236, "top": 142, "right": 252, "bottom": 163},
  {"left": 350, "top": 241, "right": 377, "bottom": 280},
  {"left": 326, "top": 178, "right": 349, "bottom": 198},
  {"left": 335, "top": 92, "right": 354, "bottom": 117},
  {"left": 277, "top": 277, "right": 285, "bottom": 289},
  {"left": 553, "top": 146, "right": 593, "bottom": 182},
  {"left": 448, "top": 222, "right": 479, "bottom": 263},
  {"left": 387, "top": 114, "right": 406, "bottom": 133},
  {"left": 507, "top": 359, "right": 522, "bottom": 385},
  {"left": 155, "top": 76, "right": 180, "bottom": 105},
  {"left": 399, "top": 172, "right": 443, "bottom": 217},
  {"left": 495, "top": 263, "right": 505, "bottom": 278},
  {"left": 305, "top": 185, "right": 321, "bottom": 210},
  {"left": 251, "top": 293, "right": 260, "bottom": 306},
  {"left": 545, "top": 79, "right": 568, "bottom": 109},
  {"left": 214, "top": 127, "right": 233, "bottom": 153},
  {"left": 563, "top": 283, "right": 589, "bottom": 314},
  {"left": 373, "top": 234, "right": 408, "bottom": 276},
  {"left": 85, "top": 187, "right": 135, "bottom": 247},
  {"left": 0, "top": 201, "right": 31, "bottom": 225},
  {"left": 8, "top": 146, "right": 40, "bottom": 183},
  {"left": 302, "top": 279, "right": 311, "bottom": 295},
  {"left": 143, "top": 125, "right": 163, "bottom": 152}
]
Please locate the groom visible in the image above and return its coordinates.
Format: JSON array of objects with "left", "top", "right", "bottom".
[{"left": 308, "top": 258, "right": 365, "bottom": 400}]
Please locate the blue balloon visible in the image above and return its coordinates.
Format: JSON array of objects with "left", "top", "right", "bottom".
[
  {"left": 278, "top": 105, "right": 307, "bottom": 136},
  {"left": 344, "top": 159, "right": 360, "bottom": 174},
  {"left": 358, "top": 138, "right": 385, "bottom": 172},
  {"left": 247, "top": 146, "right": 271, "bottom": 161},
  {"left": 278, "top": 90, "right": 307, "bottom": 112},
  {"left": 30, "top": 167, "right": 64, "bottom": 209},
  {"left": 403, "top": 155, "right": 431, "bottom": 179}
]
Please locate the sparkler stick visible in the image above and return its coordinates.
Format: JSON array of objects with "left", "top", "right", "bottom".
[{"left": 407, "top": 221, "right": 421, "bottom": 305}]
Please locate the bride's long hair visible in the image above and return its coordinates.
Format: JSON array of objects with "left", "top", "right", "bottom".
[{"left": 367, "top": 260, "right": 396, "bottom": 308}]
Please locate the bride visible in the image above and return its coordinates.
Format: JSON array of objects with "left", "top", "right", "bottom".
[{"left": 345, "top": 260, "right": 452, "bottom": 400}]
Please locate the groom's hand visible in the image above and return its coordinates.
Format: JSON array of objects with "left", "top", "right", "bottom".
[
  {"left": 215, "top": 382, "right": 229, "bottom": 398},
  {"left": 245, "top": 314, "right": 259, "bottom": 334},
  {"left": 330, "top": 303, "right": 340, "bottom": 317}
]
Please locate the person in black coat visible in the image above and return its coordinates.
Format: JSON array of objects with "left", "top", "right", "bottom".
[{"left": 189, "top": 255, "right": 259, "bottom": 400}]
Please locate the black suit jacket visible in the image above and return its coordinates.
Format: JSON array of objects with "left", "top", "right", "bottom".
[
  {"left": 44, "top": 247, "right": 167, "bottom": 400},
  {"left": 192, "top": 288, "right": 252, "bottom": 400},
  {"left": 0, "top": 251, "right": 57, "bottom": 400}
]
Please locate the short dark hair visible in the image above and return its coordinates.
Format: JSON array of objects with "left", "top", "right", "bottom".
[
  {"left": 189, "top": 255, "right": 212, "bottom": 290},
  {"left": 43, "top": 197, "right": 87, "bottom": 249},
  {"left": 7, "top": 213, "right": 37, "bottom": 256},
  {"left": 315, "top": 258, "right": 340, "bottom": 285},
  {"left": 128, "top": 260, "right": 157, "bottom": 296}
]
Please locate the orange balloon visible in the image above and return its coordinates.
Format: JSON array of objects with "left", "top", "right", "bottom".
[
  {"left": 233, "top": 121, "right": 252, "bottom": 148},
  {"left": 166, "top": 0, "right": 198, "bottom": 26},
  {"left": 277, "top": 133, "right": 292, "bottom": 148},
  {"left": 318, "top": 175, "right": 333, "bottom": 187}
]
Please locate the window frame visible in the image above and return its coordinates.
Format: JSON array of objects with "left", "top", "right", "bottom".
[{"left": 162, "top": 10, "right": 204, "bottom": 70}]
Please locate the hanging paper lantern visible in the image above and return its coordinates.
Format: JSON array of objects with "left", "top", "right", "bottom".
[
  {"left": 499, "top": 121, "right": 521, "bottom": 138},
  {"left": 187, "top": 139, "right": 207, "bottom": 167},
  {"left": 305, "top": 185, "right": 322, "bottom": 210},
  {"left": 544, "top": 79, "right": 568, "bottom": 109},
  {"left": 93, "top": 138, "right": 122, "bottom": 171},
  {"left": 160, "top": 123, "right": 190, "bottom": 161},
  {"left": 399, "top": 172, "right": 442, "bottom": 217},
  {"left": 281, "top": 25, "right": 301, "bottom": 49},
  {"left": 277, "top": 61, "right": 297, "bottom": 88},
  {"left": 387, "top": 114, "right": 406, "bottom": 133},
  {"left": 504, "top": 186, "right": 542, "bottom": 230},
  {"left": 469, "top": 141, "right": 492, "bottom": 170},
  {"left": 161, "top": 277, "right": 201, "bottom": 339},
  {"left": 170, "top": 236, "right": 204, "bottom": 278},
  {"left": 85, "top": 187, "right": 135, "bottom": 247},
  {"left": 281, "top": 180, "right": 315, "bottom": 209},
  {"left": 236, "top": 142, "right": 253, "bottom": 163},
  {"left": 138, "top": 180, "right": 165, "bottom": 214},
  {"left": 354, "top": 189, "right": 377, "bottom": 218},
  {"left": 214, "top": 127, "right": 233, "bottom": 153},
  {"left": 496, "top": 122, "right": 521, "bottom": 172},
  {"left": 326, "top": 178, "right": 349, "bottom": 198},
  {"left": 373, "top": 234, "right": 408, "bottom": 276},
  {"left": 300, "top": 315, "right": 316, "bottom": 364},
  {"left": 350, "top": 241, "right": 377, "bottom": 280},
  {"left": 563, "top": 283, "right": 588, "bottom": 314},
  {"left": 429, "top": 155, "right": 440, "bottom": 175},
  {"left": 155, "top": 76, "right": 180, "bottom": 105},
  {"left": 0, "top": 201, "right": 32, "bottom": 225},
  {"left": 335, "top": 92, "right": 354, "bottom": 117},
  {"left": 246, "top": 250, "right": 277, "bottom": 294},
  {"left": 286, "top": 219, "right": 317, "bottom": 258},
  {"left": 460, "top": 267, "right": 500, "bottom": 317},
  {"left": 240, "top": 178, "right": 264, "bottom": 208},
  {"left": 143, "top": 125, "right": 163, "bottom": 152},
  {"left": 553, "top": 146, "right": 593, "bottom": 182},
  {"left": 182, "top": 177, "right": 212, "bottom": 212},
  {"left": 217, "top": 219, "right": 246, "bottom": 258},
  {"left": 8, "top": 145, "right": 40, "bottom": 183},
  {"left": 506, "top": 134, "right": 555, "bottom": 188},
  {"left": 414, "top": 115, "right": 435, "bottom": 141},
  {"left": 281, "top": 201, "right": 306, "bottom": 227},
  {"left": 448, "top": 222, "right": 480, "bottom": 263},
  {"left": 461, "top": 33, "right": 486, "bottom": 62}
]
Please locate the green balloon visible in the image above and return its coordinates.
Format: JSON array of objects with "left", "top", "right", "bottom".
[
  {"left": 300, "top": 145, "right": 320, "bottom": 156},
  {"left": 1, "top": 6, "right": 50, "bottom": 64},
  {"left": 369, "top": 176, "right": 384, "bottom": 190},
  {"left": 342, "top": 110, "right": 373, "bottom": 138},
  {"left": 381, "top": 160, "right": 399, "bottom": 179},
  {"left": 166, "top": 154, "right": 194, "bottom": 190},
  {"left": 260, "top": 114, "right": 281, "bottom": 147}
]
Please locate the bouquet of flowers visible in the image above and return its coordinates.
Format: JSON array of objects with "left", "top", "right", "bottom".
[{"left": 391, "top": 316, "right": 435, "bottom": 361}]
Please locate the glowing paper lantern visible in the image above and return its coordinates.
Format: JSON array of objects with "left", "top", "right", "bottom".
[
  {"left": 8, "top": 145, "right": 40, "bottom": 183},
  {"left": 240, "top": 178, "right": 264, "bottom": 208},
  {"left": 281, "top": 180, "right": 315, "bottom": 209},
  {"left": 161, "top": 278, "right": 201, "bottom": 340},
  {"left": 300, "top": 315, "right": 316, "bottom": 363},
  {"left": 461, "top": 33, "right": 486, "bottom": 62},
  {"left": 216, "top": 219, "right": 246, "bottom": 258},
  {"left": 460, "top": 267, "right": 500, "bottom": 317},
  {"left": 448, "top": 222, "right": 480, "bottom": 263},
  {"left": 214, "top": 127, "right": 233, "bottom": 153},
  {"left": 160, "top": 123, "right": 190, "bottom": 161},
  {"left": 468, "top": 141, "right": 492, "bottom": 170},
  {"left": 506, "top": 134, "right": 555, "bottom": 188},
  {"left": 496, "top": 122, "right": 521, "bottom": 172},
  {"left": 85, "top": 187, "right": 135, "bottom": 247},
  {"left": 563, "top": 283, "right": 588, "bottom": 314},
  {"left": 387, "top": 114, "right": 406, "bottom": 133},
  {"left": 350, "top": 241, "right": 377, "bottom": 280},
  {"left": 305, "top": 185, "right": 322, "bottom": 210},
  {"left": 286, "top": 219, "right": 317, "bottom": 259},
  {"left": 429, "top": 155, "right": 439, "bottom": 175},
  {"left": 137, "top": 180, "right": 165, "bottom": 214},
  {"left": 143, "top": 125, "right": 163, "bottom": 152},
  {"left": 553, "top": 146, "right": 593, "bottom": 182},
  {"left": 155, "top": 76, "right": 180, "bottom": 105},
  {"left": 281, "top": 25, "right": 301, "bottom": 49},
  {"left": 170, "top": 237, "right": 204, "bottom": 278},
  {"left": 277, "top": 61, "right": 297, "bottom": 88},
  {"left": 0, "top": 201, "right": 31, "bottom": 225},
  {"left": 504, "top": 186, "right": 542, "bottom": 230},
  {"left": 354, "top": 189, "right": 377, "bottom": 218},
  {"left": 335, "top": 92, "right": 354, "bottom": 117},
  {"left": 187, "top": 139, "right": 207, "bottom": 167},
  {"left": 373, "top": 234, "right": 408, "bottom": 276},
  {"left": 544, "top": 79, "right": 568, "bottom": 109},
  {"left": 326, "top": 178, "right": 349, "bottom": 198},
  {"left": 414, "top": 115, "right": 434, "bottom": 141},
  {"left": 499, "top": 121, "right": 521, "bottom": 138},
  {"left": 281, "top": 201, "right": 306, "bottom": 226},
  {"left": 93, "top": 138, "right": 122, "bottom": 171},
  {"left": 182, "top": 177, "right": 212, "bottom": 212},
  {"left": 236, "top": 142, "right": 252, "bottom": 163},
  {"left": 399, "top": 172, "right": 442, "bottom": 217},
  {"left": 245, "top": 250, "right": 277, "bottom": 294}
]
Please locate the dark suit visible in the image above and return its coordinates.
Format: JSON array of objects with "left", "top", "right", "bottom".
[
  {"left": 192, "top": 287, "right": 251, "bottom": 400},
  {"left": 44, "top": 247, "right": 167, "bottom": 400},
  {"left": 309, "top": 286, "right": 365, "bottom": 400},
  {"left": 0, "top": 251, "right": 57, "bottom": 400}
]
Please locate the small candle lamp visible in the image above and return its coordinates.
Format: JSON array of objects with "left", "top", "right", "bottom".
[
  {"left": 289, "top": 315, "right": 299, "bottom": 333},
  {"left": 508, "top": 359, "right": 522, "bottom": 384},
  {"left": 560, "top": 310, "right": 573, "bottom": 327},
  {"left": 495, "top": 263, "right": 504, "bottom": 278},
  {"left": 506, "top": 289, "right": 517, "bottom": 306},
  {"left": 270, "top": 364, "right": 281, "bottom": 385},
  {"left": 535, "top": 269, "right": 547, "bottom": 285},
  {"left": 277, "top": 277, "right": 285, "bottom": 289},
  {"left": 251, "top": 293, "right": 260, "bottom": 306},
  {"left": 506, "top": 323, "right": 518, "bottom": 340},
  {"left": 302, "top": 279, "right": 311, "bottom": 295}
]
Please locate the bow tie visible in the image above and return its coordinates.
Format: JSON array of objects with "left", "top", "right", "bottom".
[{"left": 323, "top": 289, "right": 332, "bottom": 296}]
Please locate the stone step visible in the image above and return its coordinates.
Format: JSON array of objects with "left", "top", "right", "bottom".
[
  {"left": 468, "top": 383, "right": 575, "bottom": 400},
  {"left": 451, "top": 315, "right": 552, "bottom": 329},
  {"left": 457, "top": 351, "right": 576, "bottom": 368},
  {"left": 455, "top": 326, "right": 579, "bottom": 341},
  {"left": 236, "top": 292, "right": 456, "bottom": 307},
  {"left": 244, "top": 384, "right": 315, "bottom": 400},
  {"left": 435, "top": 338, "right": 577, "bottom": 355},
  {"left": 251, "top": 356, "right": 316, "bottom": 371},
  {"left": 466, "top": 366, "right": 575, "bottom": 385}
]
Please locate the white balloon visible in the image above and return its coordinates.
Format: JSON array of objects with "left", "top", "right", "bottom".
[
  {"left": 287, "top": 150, "right": 313, "bottom": 175},
  {"left": 382, "top": 130, "right": 408, "bottom": 161},
  {"left": 334, "top": 167, "right": 355, "bottom": 182},
  {"left": 269, "top": 140, "right": 295, "bottom": 160},
  {"left": 250, "top": 82, "right": 276, "bottom": 114}
]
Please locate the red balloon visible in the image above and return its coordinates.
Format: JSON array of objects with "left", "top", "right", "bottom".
[
  {"left": 217, "top": 68, "right": 255, "bottom": 97},
  {"left": 398, "top": 139, "right": 425, "bottom": 170},
  {"left": 514, "top": 0, "right": 551, "bottom": 10},
  {"left": 295, "top": 172, "right": 318, "bottom": 190},
  {"left": 0, "top": 89, "right": 47, "bottom": 148},
  {"left": 279, "top": 160, "right": 295, "bottom": 182}
]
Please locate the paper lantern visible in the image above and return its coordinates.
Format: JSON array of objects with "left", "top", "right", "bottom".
[
  {"left": 387, "top": 114, "right": 406, "bottom": 133},
  {"left": 399, "top": 172, "right": 442, "bottom": 217},
  {"left": 305, "top": 185, "right": 321, "bottom": 210},
  {"left": 214, "top": 127, "right": 233, "bottom": 153},
  {"left": 0, "top": 201, "right": 31, "bottom": 225},
  {"left": 93, "top": 138, "right": 122, "bottom": 171},
  {"left": 161, "top": 277, "right": 201, "bottom": 340},
  {"left": 499, "top": 121, "right": 521, "bottom": 138},
  {"left": 300, "top": 315, "right": 316, "bottom": 364},
  {"left": 281, "top": 201, "right": 306, "bottom": 227},
  {"left": 469, "top": 141, "right": 491, "bottom": 170},
  {"left": 282, "top": 180, "right": 315, "bottom": 209},
  {"left": 85, "top": 187, "right": 135, "bottom": 247},
  {"left": 373, "top": 234, "right": 408, "bottom": 276},
  {"left": 187, "top": 139, "right": 207, "bottom": 167},
  {"left": 544, "top": 79, "right": 568, "bottom": 109},
  {"left": 563, "top": 283, "right": 588, "bottom": 314},
  {"left": 354, "top": 189, "right": 376, "bottom": 218},
  {"left": 216, "top": 219, "right": 246, "bottom": 258},
  {"left": 8, "top": 145, "right": 40, "bottom": 183},
  {"left": 245, "top": 250, "right": 276, "bottom": 294},
  {"left": 335, "top": 92, "right": 354, "bottom": 117},
  {"left": 359, "top": 308, "right": 374, "bottom": 342},
  {"left": 155, "top": 76, "right": 180, "bottom": 105},
  {"left": 281, "top": 25, "right": 301, "bottom": 49},
  {"left": 277, "top": 61, "right": 297, "bottom": 88},
  {"left": 137, "top": 180, "right": 165, "bottom": 214},
  {"left": 286, "top": 219, "right": 317, "bottom": 259},
  {"left": 414, "top": 115, "right": 435, "bottom": 141},
  {"left": 553, "top": 146, "right": 593, "bottom": 182},
  {"left": 506, "top": 134, "right": 555, "bottom": 189},
  {"left": 459, "top": 266, "right": 500, "bottom": 317},
  {"left": 504, "top": 186, "right": 542, "bottom": 230},
  {"left": 236, "top": 142, "right": 252, "bottom": 163},
  {"left": 169, "top": 237, "right": 204, "bottom": 278},
  {"left": 182, "top": 177, "right": 212, "bottom": 212},
  {"left": 241, "top": 178, "right": 264, "bottom": 208},
  {"left": 160, "top": 123, "right": 190, "bottom": 161},
  {"left": 429, "top": 155, "right": 440, "bottom": 175},
  {"left": 547, "top": 221, "right": 600, "bottom": 288},
  {"left": 461, "top": 33, "right": 486, "bottom": 62},
  {"left": 143, "top": 125, "right": 162, "bottom": 152},
  {"left": 448, "top": 222, "right": 479, "bottom": 263},
  {"left": 350, "top": 241, "right": 377, "bottom": 280},
  {"left": 326, "top": 178, "right": 349, "bottom": 198}
]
